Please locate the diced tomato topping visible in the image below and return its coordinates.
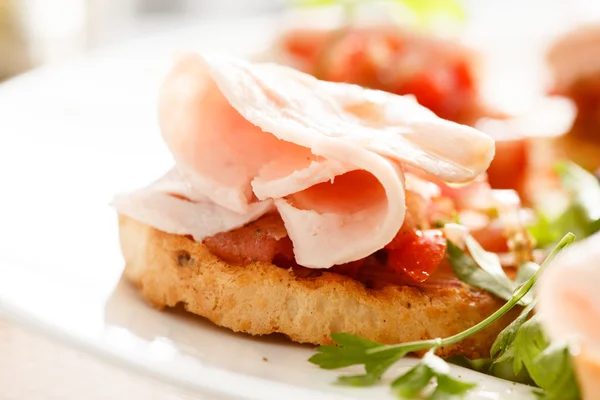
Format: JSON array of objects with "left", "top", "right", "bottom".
[
  {"left": 471, "top": 223, "right": 510, "bottom": 253},
  {"left": 385, "top": 213, "right": 447, "bottom": 283},
  {"left": 387, "top": 230, "right": 447, "bottom": 283},
  {"left": 385, "top": 213, "right": 419, "bottom": 250},
  {"left": 320, "top": 32, "right": 378, "bottom": 86},
  {"left": 280, "top": 29, "right": 330, "bottom": 70},
  {"left": 453, "top": 59, "right": 475, "bottom": 89},
  {"left": 281, "top": 27, "right": 479, "bottom": 124},
  {"left": 486, "top": 137, "right": 529, "bottom": 198},
  {"left": 203, "top": 214, "right": 289, "bottom": 264},
  {"left": 395, "top": 72, "right": 447, "bottom": 117},
  {"left": 428, "top": 196, "right": 457, "bottom": 226}
]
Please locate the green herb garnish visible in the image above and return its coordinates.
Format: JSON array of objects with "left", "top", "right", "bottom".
[
  {"left": 446, "top": 238, "right": 515, "bottom": 302},
  {"left": 308, "top": 234, "right": 575, "bottom": 399},
  {"left": 529, "top": 161, "right": 600, "bottom": 247},
  {"left": 392, "top": 349, "right": 476, "bottom": 399},
  {"left": 490, "top": 312, "right": 580, "bottom": 400}
]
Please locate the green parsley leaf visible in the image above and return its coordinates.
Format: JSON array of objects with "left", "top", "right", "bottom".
[
  {"left": 337, "top": 353, "right": 406, "bottom": 386},
  {"left": 392, "top": 350, "right": 475, "bottom": 399},
  {"left": 514, "top": 262, "right": 538, "bottom": 304},
  {"left": 331, "top": 332, "right": 383, "bottom": 349},
  {"left": 530, "top": 161, "right": 600, "bottom": 247},
  {"left": 556, "top": 161, "right": 600, "bottom": 221},
  {"left": 432, "top": 374, "right": 476, "bottom": 398},
  {"left": 309, "top": 333, "right": 412, "bottom": 384},
  {"left": 532, "top": 342, "right": 580, "bottom": 400},
  {"left": 554, "top": 202, "right": 594, "bottom": 242},
  {"left": 465, "top": 235, "right": 514, "bottom": 288},
  {"left": 501, "top": 315, "right": 580, "bottom": 399},
  {"left": 490, "top": 300, "right": 536, "bottom": 358},
  {"left": 446, "top": 355, "right": 492, "bottom": 373},
  {"left": 527, "top": 212, "right": 561, "bottom": 248},
  {"left": 447, "top": 240, "right": 514, "bottom": 301},
  {"left": 514, "top": 262, "right": 538, "bottom": 286},
  {"left": 511, "top": 317, "right": 547, "bottom": 375},
  {"left": 488, "top": 348, "right": 533, "bottom": 384},
  {"left": 392, "top": 362, "right": 434, "bottom": 397}
]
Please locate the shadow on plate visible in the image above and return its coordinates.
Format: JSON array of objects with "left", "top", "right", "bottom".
[{"left": 103, "top": 276, "right": 316, "bottom": 373}]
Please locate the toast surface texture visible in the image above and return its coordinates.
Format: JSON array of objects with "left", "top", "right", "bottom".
[{"left": 119, "top": 215, "right": 517, "bottom": 358}]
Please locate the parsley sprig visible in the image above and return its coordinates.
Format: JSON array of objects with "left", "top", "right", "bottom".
[
  {"left": 393, "top": 349, "right": 476, "bottom": 398},
  {"left": 488, "top": 305, "right": 581, "bottom": 399},
  {"left": 308, "top": 233, "right": 575, "bottom": 398}
]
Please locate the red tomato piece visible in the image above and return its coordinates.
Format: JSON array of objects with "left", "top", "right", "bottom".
[
  {"left": 396, "top": 72, "right": 446, "bottom": 117},
  {"left": 470, "top": 223, "right": 509, "bottom": 253},
  {"left": 387, "top": 230, "right": 447, "bottom": 283},
  {"left": 385, "top": 213, "right": 419, "bottom": 250},
  {"left": 281, "top": 29, "right": 329, "bottom": 69},
  {"left": 486, "top": 137, "right": 528, "bottom": 197},
  {"left": 453, "top": 59, "right": 475, "bottom": 91}
]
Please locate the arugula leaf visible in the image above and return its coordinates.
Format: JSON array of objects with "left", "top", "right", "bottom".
[
  {"left": 392, "top": 350, "right": 475, "bottom": 399},
  {"left": 447, "top": 240, "right": 514, "bottom": 301}
]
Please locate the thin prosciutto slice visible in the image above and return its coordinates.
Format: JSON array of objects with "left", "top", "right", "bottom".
[
  {"left": 116, "top": 53, "right": 494, "bottom": 268},
  {"left": 113, "top": 169, "right": 274, "bottom": 240}
]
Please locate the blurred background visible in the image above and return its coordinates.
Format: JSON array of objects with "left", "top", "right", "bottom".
[
  {"left": 2, "top": 0, "right": 600, "bottom": 82},
  {"left": 0, "top": 0, "right": 283, "bottom": 80}
]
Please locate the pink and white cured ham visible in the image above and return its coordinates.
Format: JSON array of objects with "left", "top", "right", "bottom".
[{"left": 114, "top": 53, "right": 495, "bottom": 268}]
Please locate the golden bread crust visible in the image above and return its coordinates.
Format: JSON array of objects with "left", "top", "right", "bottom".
[{"left": 118, "top": 215, "right": 518, "bottom": 359}]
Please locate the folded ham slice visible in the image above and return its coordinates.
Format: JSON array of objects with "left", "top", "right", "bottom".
[
  {"left": 115, "top": 53, "right": 494, "bottom": 268},
  {"left": 112, "top": 169, "right": 274, "bottom": 240}
]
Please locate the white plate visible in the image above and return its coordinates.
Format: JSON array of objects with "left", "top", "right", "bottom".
[{"left": 0, "top": 16, "right": 537, "bottom": 400}]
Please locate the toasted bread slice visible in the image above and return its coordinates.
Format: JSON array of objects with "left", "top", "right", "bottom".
[{"left": 118, "top": 215, "right": 518, "bottom": 359}]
